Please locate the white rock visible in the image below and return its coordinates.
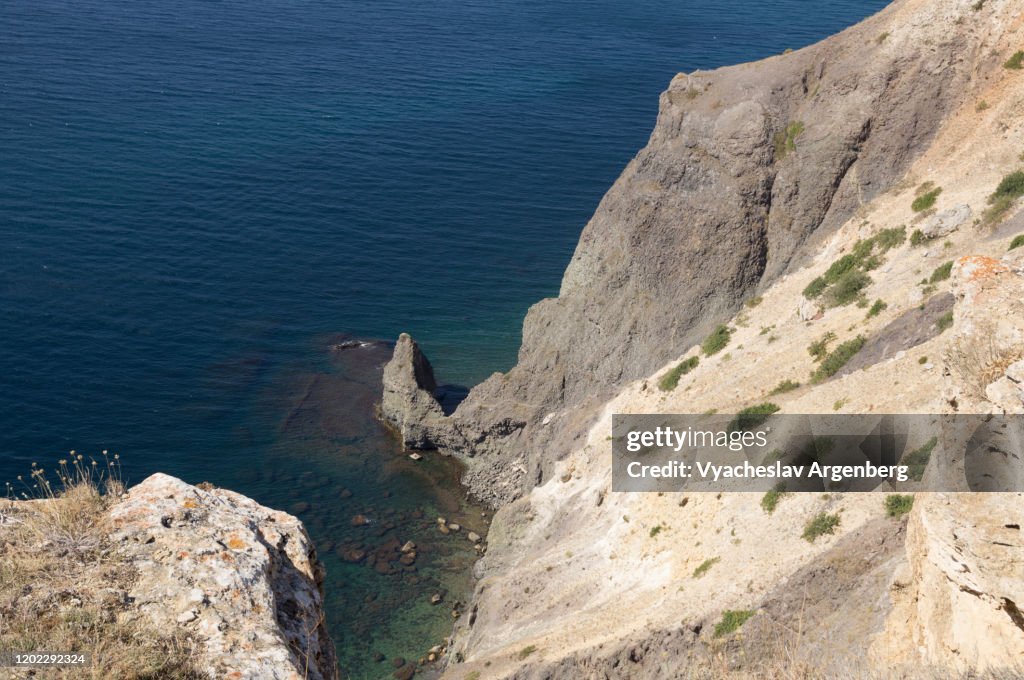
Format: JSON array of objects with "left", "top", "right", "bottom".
[{"left": 922, "top": 204, "right": 971, "bottom": 239}]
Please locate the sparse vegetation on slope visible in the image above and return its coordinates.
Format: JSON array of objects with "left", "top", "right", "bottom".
[
  {"left": 729, "top": 403, "right": 780, "bottom": 432},
  {"left": 1004, "top": 50, "right": 1024, "bottom": 70},
  {"left": 912, "top": 184, "right": 942, "bottom": 212},
  {"left": 693, "top": 557, "right": 720, "bottom": 578},
  {"left": 1010, "top": 234, "right": 1024, "bottom": 251},
  {"left": 802, "top": 512, "right": 840, "bottom": 542},
  {"left": 984, "top": 170, "right": 1024, "bottom": 226},
  {"left": 769, "top": 379, "right": 800, "bottom": 395},
  {"left": 713, "top": 609, "right": 755, "bottom": 637},
  {"left": 885, "top": 494, "right": 914, "bottom": 517},
  {"left": 774, "top": 121, "right": 805, "bottom": 161},
  {"left": 702, "top": 325, "right": 732, "bottom": 356},
  {"left": 811, "top": 336, "right": 866, "bottom": 383},
  {"left": 659, "top": 356, "right": 699, "bottom": 391},
  {"left": 903, "top": 438, "right": 937, "bottom": 482},
  {"left": 930, "top": 261, "right": 953, "bottom": 283},
  {"left": 760, "top": 482, "right": 789, "bottom": 514}
]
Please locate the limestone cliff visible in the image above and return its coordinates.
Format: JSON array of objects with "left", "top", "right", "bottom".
[
  {"left": 386, "top": 0, "right": 1019, "bottom": 508},
  {"left": 381, "top": 0, "right": 1024, "bottom": 676}
]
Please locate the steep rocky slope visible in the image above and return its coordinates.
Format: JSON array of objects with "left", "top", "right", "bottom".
[
  {"left": 382, "top": 0, "right": 1024, "bottom": 676},
  {"left": 389, "top": 0, "right": 1021, "bottom": 509}
]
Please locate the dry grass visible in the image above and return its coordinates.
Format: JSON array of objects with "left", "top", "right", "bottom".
[
  {"left": 946, "top": 326, "right": 1024, "bottom": 401},
  {"left": 0, "top": 457, "right": 207, "bottom": 679}
]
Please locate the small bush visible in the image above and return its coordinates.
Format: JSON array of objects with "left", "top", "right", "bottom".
[
  {"left": 937, "top": 311, "right": 954, "bottom": 332},
  {"left": 693, "top": 557, "right": 720, "bottom": 578},
  {"left": 976, "top": 100, "right": 990, "bottom": 112},
  {"left": 1005, "top": 51, "right": 1024, "bottom": 70},
  {"left": 1010, "top": 234, "right": 1024, "bottom": 251},
  {"left": 518, "top": 645, "right": 538, "bottom": 660},
  {"left": 702, "top": 325, "right": 732, "bottom": 356},
  {"left": 867, "top": 299, "right": 887, "bottom": 318},
  {"left": 811, "top": 336, "right": 866, "bottom": 383},
  {"left": 659, "top": 356, "right": 699, "bottom": 391},
  {"left": 825, "top": 270, "right": 872, "bottom": 307},
  {"left": 823, "top": 254, "right": 859, "bottom": 284},
  {"left": 984, "top": 170, "right": 1024, "bottom": 226},
  {"left": 714, "top": 610, "right": 755, "bottom": 637},
  {"left": 912, "top": 187, "right": 942, "bottom": 213},
  {"left": 729, "top": 403, "right": 781, "bottom": 432},
  {"left": 649, "top": 524, "right": 664, "bottom": 538},
  {"left": 803, "top": 276, "right": 828, "bottom": 299},
  {"left": 761, "top": 482, "right": 789, "bottom": 514},
  {"left": 746, "top": 296, "right": 763, "bottom": 308},
  {"left": 885, "top": 494, "right": 914, "bottom": 517},
  {"left": 770, "top": 379, "right": 800, "bottom": 395},
  {"left": 903, "top": 438, "right": 937, "bottom": 481},
  {"left": 876, "top": 32, "right": 889, "bottom": 45},
  {"left": 802, "top": 512, "right": 841, "bottom": 542},
  {"left": 910, "top": 229, "right": 927, "bottom": 247},
  {"left": 930, "top": 261, "right": 954, "bottom": 283},
  {"left": 808, "top": 332, "right": 836, "bottom": 362},
  {"left": 874, "top": 226, "right": 907, "bottom": 251}
]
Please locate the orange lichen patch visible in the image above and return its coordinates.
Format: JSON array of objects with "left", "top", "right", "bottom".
[
  {"left": 957, "top": 255, "right": 1009, "bottom": 283},
  {"left": 226, "top": 535, "right": 247, "bottom": 550},
  {"left": 220, "top": 551, "right": 234, "bottom": 563},
  {"left": 183, "top": 499, "right": 198, "bottom": 509},
  {"left": 177, "top": 551, "right": 189, "bottom": 560}
]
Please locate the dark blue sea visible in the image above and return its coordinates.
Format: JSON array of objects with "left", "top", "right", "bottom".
[{"left": 1, "top": 0, "right": 890, "bottom": 676}]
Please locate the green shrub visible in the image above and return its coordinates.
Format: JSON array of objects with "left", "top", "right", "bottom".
[
  {"left": 518, "top": 645, "right": 538, "bottom": 660},
  {"left": 876, "top": 32, "right": 889, "bottom": 45},
  {"left": 874, "top": 226, "right": 907, "bottom": 251},
  {"left": 937, "top": 311, "right": 954, "bottom": 332},
  {"left": 910, "top": 229, "right": 927, "bottom": 247},
  {"left": 774, "top": 121, "right": 805, "bottom": 161},
  {"left": 808, "top": 332, "right": 836, "bottom": 362},
  {"left": 903, "top": 437, "right": 937, "bottom": 481},
  {"left": 770, "top": 379, "right": 800, "bottom": 395},
  {"left": 803, "top": 276, "right": 828, "bottom": 299},
  {"left": 1010, "top": 235, "right": 1024, "bottom": 251},
  {"left": 702, "top": 325, "right": 732, "bottom": 356},
  {"left": 885, "top": 494, "right": 914, "bottom": 517},
  {"left": 659, "top": 356, "right": 699, "bottom": 391},
  {"left": 811, "top": 336, "right": 866, "bottom": 383},
  {"left": 983, "top": 171, "right": 1024, "bottom": 226},
  {"left": 693, "top": 557, "right": 720, "bottom": 578},
  {"left": 714, "top": 610, "right": 755, "bottom": 637},
  {"left": 760, "top": 482, "right": 789, "bottom": 514},
  {"left": 649, "top": 524, "right": 664, "bottom": 538},
  {"left": 992, "top": 170, "right": 1024, "bottom": 200},
  {"left": 912, "top": 187, "right": 942, "bottom": 213},
  {"left": 823, "top": 254, "right": 859, "bottom": 284},
  {"left": 802, "top": 512, "right": 840, "bottom": 542},
  {"left": 825, "top": 270, "right": 872, "bottom": 307},
  {"left": 746, "top": 296, "right": 763, "bottom": 308},
  {"left": 867, "top": 299, "right": 888, "bottom": 318},
  {"left": 1005, "top": 51, "right": 1024, "bottom": 70},
  {"left": 930, "top": 261, "right": 954, "bottom": 283},
  {"left": 729, "top": 403, "right": 780, "bottom": 432}
]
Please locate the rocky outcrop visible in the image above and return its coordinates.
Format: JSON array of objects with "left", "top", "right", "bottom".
[
  {"left": 922, "top": 204, "right": 972, "bottom": 239},
  {"left": 109, "top": 473, "right": 337, "bottom": 680},
  {"left": 390, "top": 0, "right": 1008, "bottom": 507},
  {"left": 878, "top": 493, "right": 1024, "bottom": 671},
  {"left": 380, "top": 333, "right": 448, "bottom": 448},
  {"left": 945, "top": 250, "right": 1024, "bottom": 412}
]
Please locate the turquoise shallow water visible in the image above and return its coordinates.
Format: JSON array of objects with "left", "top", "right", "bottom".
[{"left": 2, "top": 0, "right": 890, "bottom": 676}]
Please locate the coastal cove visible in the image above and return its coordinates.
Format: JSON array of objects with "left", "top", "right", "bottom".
[{"left": 2, "top": 0, "right": 894, "bottom": 676}]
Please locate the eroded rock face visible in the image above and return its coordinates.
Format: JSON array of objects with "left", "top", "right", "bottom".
[
  {"left": 391, "top": 0, "right": 992, "bottom": 507},
  {"left": 878, "top": 494, "right": 1024, "bottom": 671},
  {"left": 109, "top": 473, "right": 337, "bottom": 680},
  {"left": 945, "top": 252, "right": 1024, "bottom": 413},
  {"left": 380, "top": 333, "right": 447, "bottom": 448},
  {"left": 922, "top": 204, "right": 972, "bottom": 239}
]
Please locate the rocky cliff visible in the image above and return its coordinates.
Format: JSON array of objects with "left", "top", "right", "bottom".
[
  {"left": 385, "top": 0, "right": 1018, "bottom": 508},
  {"left": 0, "top": 473, "right": 337, "bottom": 680},
  {"left": 382, "top": 0, "right": 1024, "bottom": 676}
]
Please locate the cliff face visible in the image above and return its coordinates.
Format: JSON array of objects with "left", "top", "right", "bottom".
[
  {"left": 380, "top": 0, "right": 1024, "bottom": 677},
  {"left": 391, "top": 0, "right": 1010, "bottom": 507}
]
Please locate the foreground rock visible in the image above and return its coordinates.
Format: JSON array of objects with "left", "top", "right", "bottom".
[{"left": 109, "top": 473, "right": 337, "bottom": 680}]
